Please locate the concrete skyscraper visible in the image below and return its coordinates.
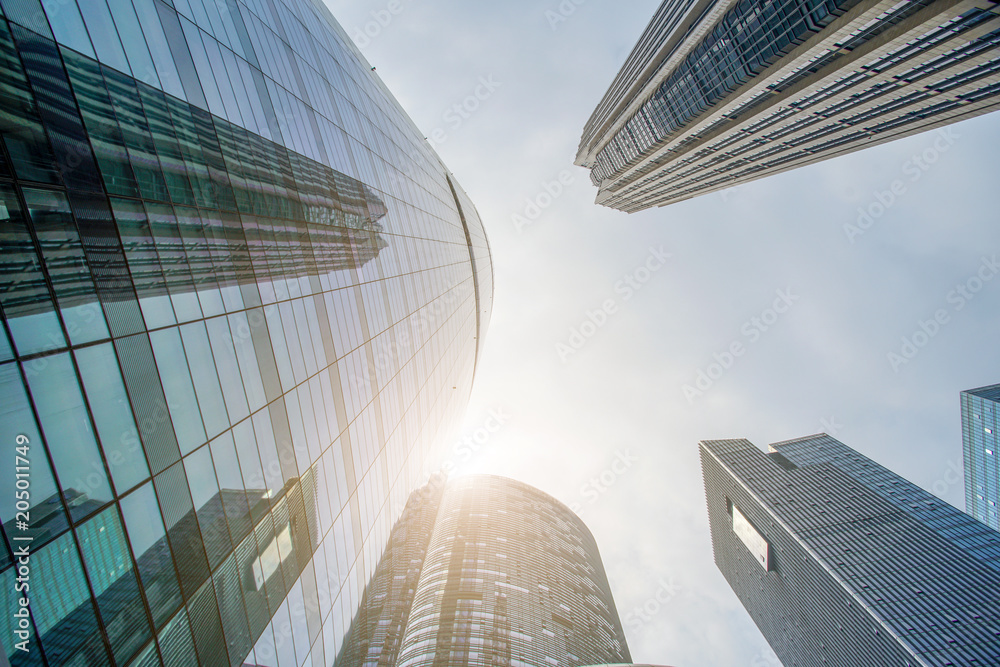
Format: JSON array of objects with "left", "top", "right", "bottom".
[
  {"left": 0, "top": 0, "right": 492, "bottom": 664},
  {"left": 577, "top": 0, "right": 1000, "bottom": 211},
  {"left": 701, "top": 434, "right": 1000, "bottom": 666},
  {"left": 336, "top": 475, "right": 633, "bottom": 667},
  {"left": 963, "top": 383, "right": 1000, "bottom": 530}
]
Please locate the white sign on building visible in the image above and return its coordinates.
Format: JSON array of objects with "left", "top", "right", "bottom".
[{"left": 733, "top": 505, "right": 770, "bottom": 571}]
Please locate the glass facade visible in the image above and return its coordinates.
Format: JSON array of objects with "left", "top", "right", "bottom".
[
  {"left": 701, "top": 434, "right": 1000, "bottom": 667},
  {"left": 577, "top": 0, "right": 1000, "bottom": 211},
  {"left": 336, "top": 475, "right": 632, "bottom": 667},
  {"left": 963, "top": 384, "right": 1000, "bottom": 531},
  {"left": 0, "top": 0, "right": 492, "bottom": 664}
]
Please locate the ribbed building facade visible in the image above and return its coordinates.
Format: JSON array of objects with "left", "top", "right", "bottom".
[
  {"left": 576, "top": 0, "right": 1000, "bottom": 211},
  {"left": 336, "top": 475, "right": 633, "bottom": 667},
  {"left": 701, "top": 434, "right": 1000, "bottom": 666},
  {"left": 963, "top": 383, "right": 1000, "bottom": 530},
  {"left": 0, "top": 0, "right": 492, "bottom": 664}
]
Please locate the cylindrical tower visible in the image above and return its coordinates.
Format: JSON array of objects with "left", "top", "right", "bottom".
[{"left": 396, "top": 475, "right": 631, "bottom": 667}]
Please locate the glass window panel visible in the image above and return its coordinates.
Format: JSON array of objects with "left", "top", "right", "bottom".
[
  {"left": 0, "top": 361, "right": 61, "bottom": 537},
  {"left": 272, "top": 601, "right": 297, "bottom": 666},
  {"left": 131, "top": 0, "right": 185, "bottom": 98},
  {"left": 158, "top": 607, "right": 197, "bottom": 666},
  {"left": 22, "top": 187, "right": 110, "bottom": 344},
  {"left": 120, "top": 481, "right": 182, "bottom": 627},
  {"left": 0, "top": 184, "right": 65, "bottom": 356},
  {"left": 103, "top": 70, "right": 170, "bottom": 201},
  {"left": 32, "top": 530, "right": 111, "bottom": 663},
  {"left": 154, "top": 0, "right": 206, "bottom": 110},
  {"left": 60, "top": 48, "right": 141, "bottom": 198},
  {"left": 145, "top": 202, "right": 202, "bottom": 321},
  {"left": 0, "top": 324, "right": 12, "bottom": 362},
  {"left": 242, "top": 63, "right": 273, "bottom": 143},
  {"left": 213, "top": 551, "right": 253, "bottom": 662},
  {"left": 104, "top": 0, "right": 160, "bottom": 88},
  {"left": 251, "top": 624, "right": 278, "bottom": 667},
  {"left": 304, "top": 378, "right": 323, "bottom": 461},
  {"left": 111, "top": 197, "right": 176, "bottom": 329},
  {"left": 312, "top": 457, "right": 331, "bottom": 536},
  {"left": 283, "top": 390, "right": 309, "bottom": 476},
  {"left": 77, "top": 507, "right": 153, "bottom": 665},
  {"left": 182, "top": 0, "right": 211, "bottom": 29},
  {"left": 149, "top": 327, "right": 207, "bottom": 454},
  {"left": 179, "top": 17, "right": 226, "bottom": 117},
  {"left": 252, "top": 409, "right": 283, "bottom": 493},
  {"left": 285, "top": 581, "right": 310, "bottom": 663},
  {"left": 187, "top": 573, "right": 228, "bottom": 665},
  {"left": 184, "top": 444, "right": 231, "bottom": 568},
  {"left": 232, "top": 419, "right": 266, "bottom": 512},
  {"left": 219, "top": 47, "right": 258, "bottom": 135},
  {"left": 168, "top": 100, "right": 223, "bottom": 209},
  {"left": 24, "top": 352, "right": 113, "bottom": 520},
  {"left": 200, "top": 0, "right": 233, "bottom": 50},
  {"left": 10, "top": 23, "right": 104, "bottom": 193},
  {"left": 206, "top": 315, "right": 250, "bottom": 423},
  {"left": 278, "top": 302, "right": 305, "bottom": 385},
  {"left": 291, "top": 298, "right": 318, "bottom": 377},
  {"left": 130, "top": 640, "right": 163, "bottom": 667},
  {"left": 229, "top": 311, "right": 266, "bottom": 412},
  {"left": 264, "top": 304, "right": 295, "bottom": 391},
  {"left": 209, "top": 430, "right": 243, "bottom": 493},
  {"left": 0, "top": 0, "right": 53, "bottom": 38},
  {"left": 171, "top": 0, "right": 194, "bottom": 24},
  {"left": 153, "top": 462, "right": 210, "bottom": 597},
  {"left": 174, "top": 206, "right": 226, "bottom": 317},
  {"left": 139, "top": 87, "right": 197, "bottom": 208},
  {"left": 210, "top": 430, "right": 255, "bottom": 544},
  {"left": 199, "top": 32, "right": 242, "bottom": 125},
  {"left": 80, "top": 0, "right": 131, "bottom": 74},
  {"left": 179, "top": 321, "right": 229, "bottom": 438},
  {"left": 75, "top": 343, "right": 149, "bottom": 493},
  {"left": 40, "top": 0, "right": 94, "bottom": 56}
]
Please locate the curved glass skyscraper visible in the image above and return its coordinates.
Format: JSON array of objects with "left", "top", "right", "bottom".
[
  {"left": 337, "top": 475, "right": 632, "bottom": 667},
  {"left": 0, "top": 0, "right": 492, "bottom": 664}
]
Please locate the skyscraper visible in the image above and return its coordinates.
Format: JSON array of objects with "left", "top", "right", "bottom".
[
  {"left": 701, "top": 434, "right": 1000, "bottom": 666},
  {"left": 963, "top": 383, "right": 1000, "bottom": 530},
  {"left": 577, "top": 0, "right": 1000, "bottom": 211},
  {"left": 336, "top": 475, "right": 633, "bottom": 667},
  {"left": 0, "top": 0, "right": 492, "bottom": 664}
]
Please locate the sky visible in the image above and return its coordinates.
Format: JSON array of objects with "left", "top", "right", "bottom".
[{"left": 325, "top": 1, "right": 1000, "bottom": 665}]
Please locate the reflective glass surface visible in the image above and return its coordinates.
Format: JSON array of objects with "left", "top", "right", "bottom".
[{"left": 0, "top": 0, "right": 492, "bottom": 664}]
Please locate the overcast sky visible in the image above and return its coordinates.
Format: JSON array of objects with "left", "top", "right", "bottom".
[{"left": 326, "top": 1, "right": 1000, "bottom": 664}]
